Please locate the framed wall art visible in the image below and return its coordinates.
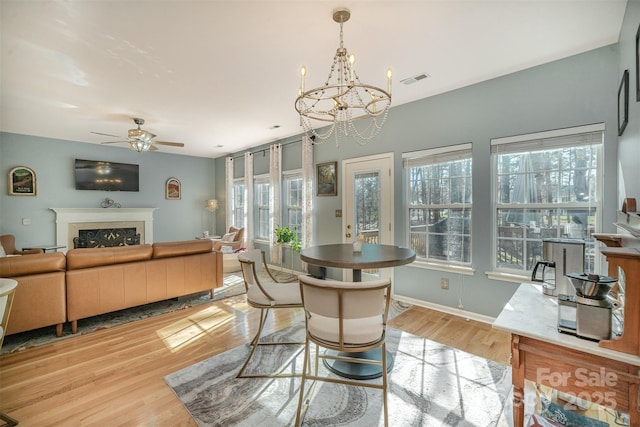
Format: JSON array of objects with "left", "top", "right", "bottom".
[
  {"left": 165, "top": 177, "right": 181, "bottom": 200},
  {"left": 8, "top": 166, "right": 37, "bottom": 196},
  {"left": 618, "top": 69, "right": 629, "bottom": 136},
  {"left": 316, "top": 161, "right": 337, "bottom": 197},
  {"left": 636, "top": 23, "right": 639, "bottom": 102}
]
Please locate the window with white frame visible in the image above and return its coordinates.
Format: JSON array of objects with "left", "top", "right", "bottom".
[
  {"left": 491, "top": 124, "right": 603, "bottom": 275},
  {"left": 232, "top": 179, "right": 245, "bottom": 229},
  {"left": 404, "top": 143, "right": 472, "bottom": 266},
  {"left": 284, "top": 171, "right": 302, "bottom": 240},
  {"left": 254, "top": 175, "right": 270, "bottom": 241}
]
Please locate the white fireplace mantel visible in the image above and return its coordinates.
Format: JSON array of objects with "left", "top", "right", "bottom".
[{"left": 51, "top": 208, "right": 157, "bottom": 252}]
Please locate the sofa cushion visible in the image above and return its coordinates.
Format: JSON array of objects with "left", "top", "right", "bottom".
[
  {"left": 152, "top": 239, "right": 213, "bottom": 259},
  {"left": 0, "top": 252, "right": 66, "bottom": 277},
  {"left": 67, "top": 245, "right": 153, "bottom": 270}
]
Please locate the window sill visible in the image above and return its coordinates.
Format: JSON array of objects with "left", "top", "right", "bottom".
[
  {"left": 485, "top": 270, "right": 531, "bottom": 284},
  {"left": 407, "top": 260, "right": 475, "bottom": 276}
]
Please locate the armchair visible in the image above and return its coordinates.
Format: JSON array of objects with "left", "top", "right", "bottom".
[
  {"left": 0, "top": 234, "right": 43, "bottom": 256},
  {"left": 212, "top": 226, "right": 245, "bottom": 252}
]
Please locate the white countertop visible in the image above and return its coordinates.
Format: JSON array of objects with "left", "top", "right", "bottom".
[{"left": 493, "top": 283, "right": 640, "bottom": 366}]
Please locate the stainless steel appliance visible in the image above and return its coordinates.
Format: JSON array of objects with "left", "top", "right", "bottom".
[
  {"left": 531, "top": 238, "right": 585, "bottom": 297},
  {"left": 557, "top": 272, "right": 617, "bottom": 341}
]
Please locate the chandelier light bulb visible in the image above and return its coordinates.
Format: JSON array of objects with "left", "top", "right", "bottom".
[
  {"left": 300, "top": 65, "right": 306, "bottom": 94},
  {"left": 349, "top": 54, "right": 355, "bottom": 83}
]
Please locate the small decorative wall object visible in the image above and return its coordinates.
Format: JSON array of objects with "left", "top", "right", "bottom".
[
  {"left": 618, "top": 69, "right": 629, "bottom": 136},
  {"left": 316, "top": 161, "right": 337, "bottom": 196},
  {"left": 8, "top": 166, "right": 36, "bottom": 196},
  {"left": 166, "top": 177, "right": 181, "bottom": 200},
  {"left": 100, "top": 198, "right": 121, "bottom": 208}
]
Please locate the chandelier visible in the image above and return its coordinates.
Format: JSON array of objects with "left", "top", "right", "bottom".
[{"left": 295, "top": 8, "right": 392, "bottom": 146}]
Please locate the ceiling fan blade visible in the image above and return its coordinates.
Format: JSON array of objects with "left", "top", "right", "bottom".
[
  {"left": 100, "top": 141, "right": 128, "bottom": 145},
  {"left": 154, "top": 140, "right": 185, "bottom": 147},
  {"left": 91, "top": 131, "right": 123, "bottom": 138},
  {"left": 149, "top": 145, "right": 159, "bottom": 151}
]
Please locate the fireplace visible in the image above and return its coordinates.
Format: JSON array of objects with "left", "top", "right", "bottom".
[{"left": 51, "top": 208, "right": 156, "bottom": 253}]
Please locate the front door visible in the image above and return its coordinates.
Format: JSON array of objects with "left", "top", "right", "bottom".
[{"left": 342, "top": 153, "right": 394, "bottom": 281}]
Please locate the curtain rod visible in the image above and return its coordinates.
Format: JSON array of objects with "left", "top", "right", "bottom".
[{"left": 229, "top": 135, "right": 315, "bottom": 160}]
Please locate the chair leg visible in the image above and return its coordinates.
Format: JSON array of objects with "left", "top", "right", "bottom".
[
  {"left": 381, "top": 342, "right": 388, "bottom": 427},
  {"left": 0, "top": 411, "right": 18, "bottom": 427},
  {"left": 237, "top": 308, "right": 269, "bottom": 378},
  {"left": 237, "top": 308, "right": 304, "bottom": 379},
  {"left": 295, "top": 338, "right": 311, "bottom": 427}
]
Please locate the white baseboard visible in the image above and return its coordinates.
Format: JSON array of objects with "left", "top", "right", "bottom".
[{"left": 393, "top": 294, "right": 497, "bottom": 325}]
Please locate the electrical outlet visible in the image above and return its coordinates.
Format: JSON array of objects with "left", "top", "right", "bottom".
[{"left": 441, "top": 278, "right": 449, "bottom": 290}]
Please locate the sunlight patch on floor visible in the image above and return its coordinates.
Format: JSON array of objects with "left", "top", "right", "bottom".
[{"left": 156, "top": 305, "right": 235, "bottom": 352}]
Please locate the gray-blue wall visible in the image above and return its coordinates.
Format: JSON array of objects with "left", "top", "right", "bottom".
[
  {"left": 618, "top": 1, "right": 640, "bottom": 204},
  {"left": 1, "top": 28, "right": 633, "bottom": 320},
  {"left": 0, "top": 133, "right": 216, "bottom": 244},
  {"left": 217, "top": 44, "right": 621, "bottom": 318}
]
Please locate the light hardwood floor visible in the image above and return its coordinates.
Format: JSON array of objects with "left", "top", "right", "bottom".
[{"left": 0, "top": 294, "right": 510, "bottom": 426}]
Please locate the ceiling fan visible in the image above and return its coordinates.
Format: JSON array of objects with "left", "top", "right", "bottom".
[{"left": 91, "top": 118, "right": 185, "bottom": 152}]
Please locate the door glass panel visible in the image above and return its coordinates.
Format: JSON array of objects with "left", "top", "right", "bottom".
[{"left": 354, "top": 171, "right": 380, "bottom": 276}]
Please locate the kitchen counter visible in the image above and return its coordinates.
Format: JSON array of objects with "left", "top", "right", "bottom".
[
  {"left": 494, "top": 283, "right": 640, "bottom": 426},
  {"left": 494, "top": 283, "right": 640, "bottom": 365}
]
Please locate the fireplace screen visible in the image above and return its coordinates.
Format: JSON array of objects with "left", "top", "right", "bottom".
[{"left": 73, "top": 228, "right": 141, "bottom": 248}]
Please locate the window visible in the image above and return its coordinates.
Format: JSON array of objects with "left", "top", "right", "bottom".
[
  {"left": 254, "top": 176, "right": 270, "bottom": 240},
  {"left": 284, "top": 171, "right": 302, "bottom": 240},
  {"left": 404, "top": 144, "right": 472, "bottom": 266},
  {"left": 491, "top": 124, "right": 603, "bottom": 275},
  {"left": 232, "top": 179, "right": 245, "bottom": 229}
]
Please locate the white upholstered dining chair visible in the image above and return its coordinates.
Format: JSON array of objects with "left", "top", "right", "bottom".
[
  {"left": 236, "top": 249, "right": 303, "bottom": 378},
  {"left": 295, "top": 275, "right": 392, "bottom": 427},
  {"left": 0, "top": 278, "right": 19, "bottom": 427}
]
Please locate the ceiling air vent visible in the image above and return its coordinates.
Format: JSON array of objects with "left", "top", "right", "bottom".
[{"left": 401, "top": 73, "right": 430, "bottom": 85}]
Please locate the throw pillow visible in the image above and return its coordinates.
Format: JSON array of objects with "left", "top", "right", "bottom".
[
  {"left": 0, "top": 242, "right": 6, "bottom": 257},
  {"left": 222, "top": 232, "right": 236, "bottom": 242}
]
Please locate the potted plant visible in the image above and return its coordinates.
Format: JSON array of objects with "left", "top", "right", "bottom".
[
  {"left": 274, "top": 225, "right": 301, "bottom": 274},
  {"left": 275, "top": 225, "right": 300, "bottom": 250}
]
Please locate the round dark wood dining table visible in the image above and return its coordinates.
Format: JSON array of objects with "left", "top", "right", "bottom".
[
  {"left": 299, "top": 243, "right": 416, "bottom": 379},
  {"left": 300, "top": 243, "right": 415, "bottom": 282}
]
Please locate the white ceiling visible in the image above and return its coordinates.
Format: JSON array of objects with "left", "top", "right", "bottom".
[{"left": 0, "top": 1, "right": 627, "bottom": 159}]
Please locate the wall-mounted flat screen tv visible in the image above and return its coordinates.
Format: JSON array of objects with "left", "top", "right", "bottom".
[{"left": 75, "top": 159, "right": 139, "bottom": 192}]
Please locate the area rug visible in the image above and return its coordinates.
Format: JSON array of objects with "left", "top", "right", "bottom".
[
  {"left": 165, "top": 323, "right": 513, "bottom": 426},
  {"left": 1, "top": 273, "right": 246, "bottom": 354}
]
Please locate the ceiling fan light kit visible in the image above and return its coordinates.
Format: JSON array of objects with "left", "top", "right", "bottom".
[
  {"left": 295, "top": 7, "right": 392, "bottom": 146},
  {"left": 128, "top": 118, "right": 155, "bottom": 152}
]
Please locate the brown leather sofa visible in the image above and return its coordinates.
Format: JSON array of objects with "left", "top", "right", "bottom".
[
  {"left": 1, "top": 239, "right": 223, "bottom": 337},
  {"left": 0, "top": 252, "right": 67, "bottom": 336},
  {"left": 66, "top": 239, "right": 222, "bottom": 333}
]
